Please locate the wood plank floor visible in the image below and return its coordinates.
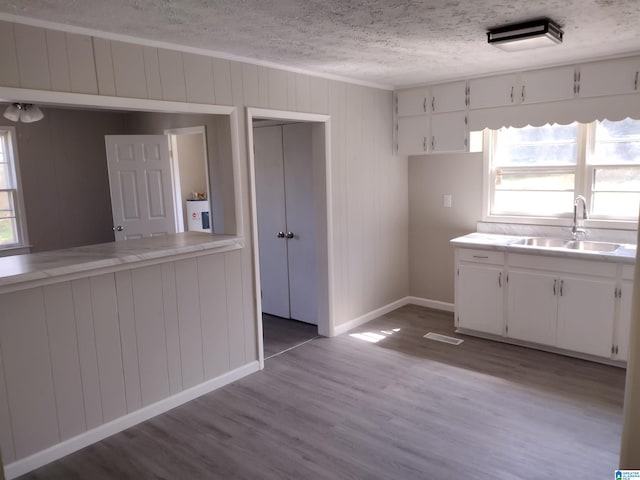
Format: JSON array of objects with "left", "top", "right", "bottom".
[
  {"left": 262, "top": 314, "right": 318, "bottom": 358},
  {"left": 18, "top": 305, "right": 625, "bottom": 479}
]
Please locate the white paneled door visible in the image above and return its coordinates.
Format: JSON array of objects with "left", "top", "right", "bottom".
[
  {"left": 105, "top": 135, "right": 176, "bottom": 240},
  {"left": 253, "top": 123, "right": 318, "bottom": 325}
]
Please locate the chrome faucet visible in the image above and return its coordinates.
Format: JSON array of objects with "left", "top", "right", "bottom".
[{"left": 571, "top": 195, "right": 588, "bottom": 240}]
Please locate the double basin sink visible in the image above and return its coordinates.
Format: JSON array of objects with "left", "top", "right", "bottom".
[{"left": 515, "top": 237, "right": 622, "bottom": 253}]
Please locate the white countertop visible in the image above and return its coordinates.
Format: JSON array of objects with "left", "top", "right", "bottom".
[
  {"left": 0, "top": 233, "right": 244, "bottom": 289},
  {"left": 451, "top": 232, "right": 637, "bottom": 264}
]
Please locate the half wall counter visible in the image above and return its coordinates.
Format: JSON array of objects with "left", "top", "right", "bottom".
[{"left": 0, "top": 233, "right": 258, "bottom": 479}]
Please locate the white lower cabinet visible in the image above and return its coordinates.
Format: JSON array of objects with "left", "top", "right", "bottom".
[
  {"left": 555, "top": 274, "right": 616, "bottom": 358},
  {"left": 455, "top": 249, "right": 504, "bottom": 336},
  {"left": 615, "top": 265, "right": 634, "bottom": 361},
  {"left": 506, "top": 269, "right": 558, "bottom": 346},
  {"left": 454, "top": 247, "right": 630, "bottom": 363}
]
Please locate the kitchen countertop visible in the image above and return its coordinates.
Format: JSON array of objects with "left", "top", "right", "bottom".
[
  {"left": 451, "top": 232, "right": 637, "bottom": 264},
  {"left": 0, "top": 232, "right": 244, "bottom": 289}
]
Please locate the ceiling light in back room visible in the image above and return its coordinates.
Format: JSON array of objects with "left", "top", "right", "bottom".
[{"left": 487, "top": 18, "right": 564, "bottom": 52}]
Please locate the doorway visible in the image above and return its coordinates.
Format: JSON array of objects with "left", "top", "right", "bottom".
[
  {"left": 253, "top": 121, "right": 319, "bottom": 358},
  {"left": 247, "top": 108, "right": 333, "bottom": 368}
]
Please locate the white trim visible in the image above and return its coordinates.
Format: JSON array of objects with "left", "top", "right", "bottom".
[
  {"left": 0, "top": 87, "right": 245, "bottom": 237},
  {"left": 3, "top": 361, "right": 260, "bottom": 480},
  {"left": 333, "top": 298, "right": 411, "bottom": 336},
  {"left": 246, "top": 108, "right": 332, "bottom": 369},
  {"left": 0, "top": 87, "right": 235, "bottom": 114},
  {"left": 407, "top": 296, "right": 455, "bottom": 312},
  {"left": 0, "top": 13, "right": 392, "bottom": 91},
  {"left": 332, "top": 296, "right": 455, "bottom": 337},
  {"left": 164, "top": 126, "right": 211, "bottom": 233}
]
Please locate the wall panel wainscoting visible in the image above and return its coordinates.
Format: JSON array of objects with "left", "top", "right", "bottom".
[
  {"left": 0, "top": 246, "right": 258, "bottom": 479},
  {"left": 14, "top": 305, "right": 626, "bottom": 480}
]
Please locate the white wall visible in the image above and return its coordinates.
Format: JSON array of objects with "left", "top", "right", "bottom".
[
  {"left": 0, "top": 21, "right": 408, "bottom": 340},
  {"left": 409, "top": 152, "right": 483, "bottom": 303}
]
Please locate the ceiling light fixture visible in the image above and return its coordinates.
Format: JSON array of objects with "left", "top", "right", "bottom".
[
  {"left": 487, "top": 19, "right": 563, "bottom": 52},
  {"left": 3, "top": 103, "right": 45, "bottom": 123}
]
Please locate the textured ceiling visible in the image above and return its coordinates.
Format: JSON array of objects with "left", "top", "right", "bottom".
[{"left": 1, "top": 0, "right": 640, "bottom": 88}]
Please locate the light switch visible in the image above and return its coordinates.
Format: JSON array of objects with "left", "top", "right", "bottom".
[{"left": 443, "top": 194, "right": 452, "bottom": 208}]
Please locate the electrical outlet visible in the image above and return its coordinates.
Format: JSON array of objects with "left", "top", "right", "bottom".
[{"left": 443, "top": 194, "right": 452, "bottom": 208}]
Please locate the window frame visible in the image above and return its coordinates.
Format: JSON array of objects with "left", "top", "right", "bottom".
[
  {"left": 0, "top": 126, "right": 29, "bottom": 253},
  {"left": 482, "top": 121, "right": 640, "bottom": 230}
]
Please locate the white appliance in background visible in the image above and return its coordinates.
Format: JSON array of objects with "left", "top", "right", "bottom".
[{"left": 186, "top": 199, "right": 211, "bottom": 232}]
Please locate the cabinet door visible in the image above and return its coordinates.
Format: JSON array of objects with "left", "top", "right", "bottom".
[
  {"left": 431, "top": 111, "right": 468, "bottom": 153},
  {"left": 468, "top": 74, "right": 517, "bottom": 109},
  {"left": 456, "top": 263, "right": 504, "bottom": 335},
  {"left": 579, "top": 57, "right": 640, "bottom": 98},
  {"left": 506, "top": 270, "right": 558, "bottom": 345},
  {"left": 556, "top": 275, "right": 616, "bottom": 358},
  {"left": 396, "top": 87, "right": 429, "bottom": 116},
  {"left": 431, "top": 81, "right": 467, "bottom": 113},
  {"left": 616, "top": 280, "right": 633, "bottom": 361},
  {"left": 397, "top": 115, "right": 429, "bottom": 155},
  {"left": 520, "top": 66, "right": 576, "bottom": 104}
]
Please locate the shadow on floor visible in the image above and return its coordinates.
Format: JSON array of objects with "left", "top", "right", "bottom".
[{"left": 262, "top": 314, "right": 318, "bottom": 359}]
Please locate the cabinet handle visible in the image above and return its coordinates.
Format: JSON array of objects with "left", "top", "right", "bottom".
[
  {"left": 431, "top": 136, "right": 435, "bottom": 150},
  {"left": 635, "top": 71, "right": 639, "bottom": 91},
  {"left": 560, "top": 279, "right": 564, "bottom": 297},
  {"left": 432, "top": 97, "right": 435, "bottom": 112},
  {"left": 423, "top": 136, "right": 427, "bottom": 151},
  {"left": 553, "top": 279, "right": 557, "bottom": 296},
  {"left": 521, "top": 85, "right": 526, "bottom": 102},
  {"left": 472, "top": 255, "right": 489, "bottom": 259},
  {"left": 510, "top": 86, "right": 514, "bottom": 103},
  {"left": 498, "top": 272, "right": 502, "bottom": 287},
  {"left": 616, "top": 345, "right": 619, "bottom": 355},
  {"left": 423, "top": 97, "right": 427, "bottom": 112}
]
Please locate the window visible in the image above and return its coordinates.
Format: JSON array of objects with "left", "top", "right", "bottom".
[
  {"left": 486, "top": 118, "right": 640, "bottom": 225},
  {"left": 0, "top": 127, "right": 27, "bottom": 249}
]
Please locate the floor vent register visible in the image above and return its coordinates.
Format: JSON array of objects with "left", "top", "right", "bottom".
[{"left": 423, "top": 332, "right": 464, "bottom": 345}]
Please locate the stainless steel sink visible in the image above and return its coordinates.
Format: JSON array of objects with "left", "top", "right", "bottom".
[
  {"left": 515, "top": 237, "right": 621, "bottom": 253},
  {"left": 564, "top": 240, "right": 620, "bottom": 252},
  {"left": 516, "top": 237, "right": 568, "bottom": 248}
]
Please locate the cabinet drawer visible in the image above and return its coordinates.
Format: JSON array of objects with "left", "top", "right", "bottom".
[
  {"left": 622, "top": 264, "right": 635, "bottom": 281},
  {"left": 457, "top": 248, "right": 504, "bottom": 265},
  {"left": 508, "top": 253, "right": 616, "bottom": 277}
]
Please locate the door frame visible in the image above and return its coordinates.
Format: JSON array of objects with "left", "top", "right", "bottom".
[
  {"left": 247, "top": 108, "right": 333, "bottom": 369},
  {"left": 164, "top": 126, "right": 211, "bottom": 233},
  {"left": 0, "top": 86, "right": 244, "bottom": 238}
]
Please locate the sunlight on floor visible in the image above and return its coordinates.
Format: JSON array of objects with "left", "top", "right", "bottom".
[{"left": 350, "top": 328, "right": 400, "bottom": 343}]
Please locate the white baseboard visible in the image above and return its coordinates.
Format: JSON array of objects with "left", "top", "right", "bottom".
[
  {"left": 407, "top": 296, "right": 455, "bottom": 312},
  {"left": 332, "top": 296, "right": 454, "bottom": 336},
  {"left": 333, "top": 297, "right": 411, "bottom": 336},
  {"left": 4, "top": 361, "right": 260, "bottom": 480}
]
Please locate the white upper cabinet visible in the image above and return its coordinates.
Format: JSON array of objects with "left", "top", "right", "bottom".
[
  {"left": 431, "top": 111, "right": 468, "bottom": 153},
  {"left": 397, "top": 115, "right": 429, "bottom": 155},
  {"left": 431, "top": 81, "right": 467, "bottom": 113},
  {"left": 396, "top": 87, "right": 430, "bottom": 116},
  {"left": 519, "top": 66, "right": 576, "bottom": 104},
  {"left": 578, "top": 56, "right": 640, "bottom": 98},
  {"left": 468, "top": 74, "right": 517, "bottom": 109}
]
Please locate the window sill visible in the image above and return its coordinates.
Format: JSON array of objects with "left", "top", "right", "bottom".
[{"left": 0, "top": 245, "right": 31, "bottom": 257}]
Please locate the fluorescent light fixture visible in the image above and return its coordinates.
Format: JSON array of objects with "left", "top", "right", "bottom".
[
  {"left": 3, "top": 103, "right": 44, "bottom": 123},
  {"left": 487, "top": 19, "right": 563, "bottom": 52}
]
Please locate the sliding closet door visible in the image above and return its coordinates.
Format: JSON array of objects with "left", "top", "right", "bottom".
[
  {"left": 283, "top": 124, "right": 317, "bottom": 325},
  {"left": 253, "top": 125, "right": 290, "bottom": 319}
]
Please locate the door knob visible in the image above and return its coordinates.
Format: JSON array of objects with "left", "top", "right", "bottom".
[
  {"left": 276, "top": 231, "right": 285, "bottom": 238},
  {"left": 113, "top": 225, "right": 124, "bottom": 232},
  {"left": 285, "top": 232, "right": 294, "bottom": 239}
]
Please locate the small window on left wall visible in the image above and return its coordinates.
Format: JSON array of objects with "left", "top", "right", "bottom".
[{"left": 0, "top": 127, "right": 27, "bottom": 251}]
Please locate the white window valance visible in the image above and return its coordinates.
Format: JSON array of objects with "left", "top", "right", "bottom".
[{"left": 468, "top": 94, "right": 640, "bottom": 130}]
